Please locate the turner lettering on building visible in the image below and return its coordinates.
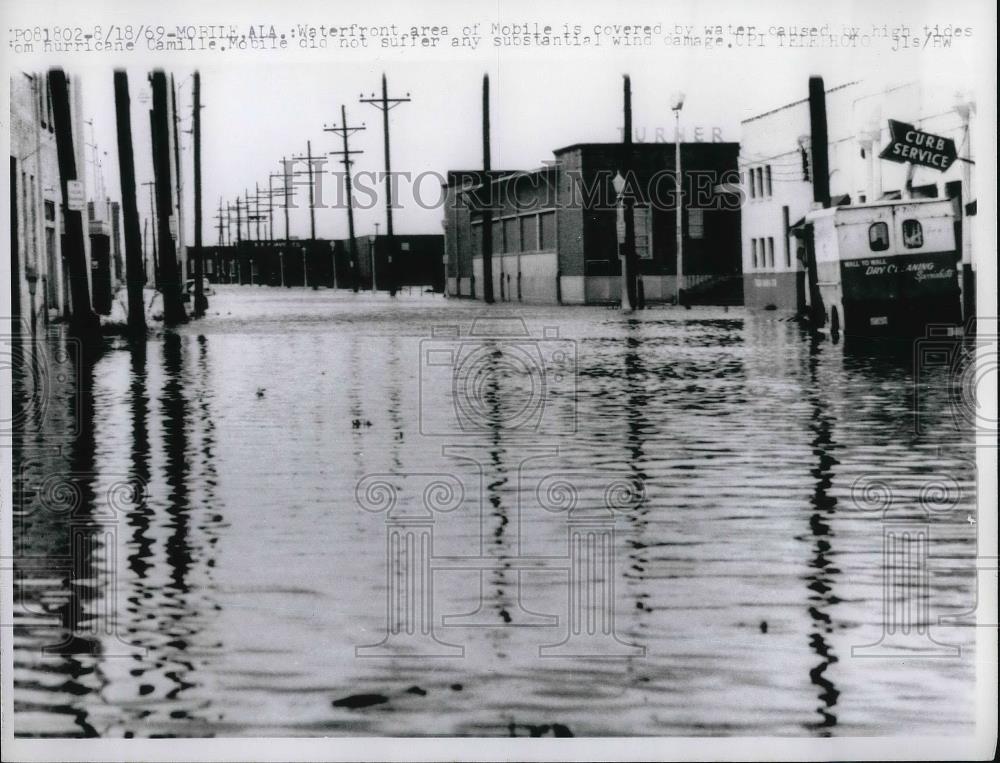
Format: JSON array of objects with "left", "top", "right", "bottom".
[{"left": 879, "top": 119, "right": 957, "bottom": 171}]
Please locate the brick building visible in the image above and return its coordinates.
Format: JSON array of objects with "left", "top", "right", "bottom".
[{"left": 443, "top": 143, "right": 742, "bottom": 305}]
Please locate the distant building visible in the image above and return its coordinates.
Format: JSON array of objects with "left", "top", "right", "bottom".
[
  {"left": 443, "top": 142, "right": 742, "bottom": 305},
  {"left": 10, "top": 71, "right": 91, "bottom": 332},
  {"left": 353, "top": 234, "right": 445, "bottom": 293},
  {"left": 739, "top": 80, "right": 977, "bottom": 314}
]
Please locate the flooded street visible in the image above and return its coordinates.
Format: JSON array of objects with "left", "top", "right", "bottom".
[{"left": 11, "top": 286, "right": 980, "bottom": 737}]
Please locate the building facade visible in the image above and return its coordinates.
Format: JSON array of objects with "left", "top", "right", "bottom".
[
  {"left": 740, "top": 79, "right": 977, "bottom": 314},
  {"left": 443, "top": 143, "right": 742, "bottom": 305},
  {"left": 10, "top": 71, "right": 91, "bottom": 334}
]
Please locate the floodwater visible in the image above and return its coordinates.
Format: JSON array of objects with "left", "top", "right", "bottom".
[{"left": 10, "top": 286, "right": 982, "bottom": 737}]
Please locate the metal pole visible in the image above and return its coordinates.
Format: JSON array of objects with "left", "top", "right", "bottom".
[
  {"left": 675, "top": 107, "right": 683, "bottom": 304},
  {"left": 49, "top": 70, "right": 100, "bottom": 336},
  {"left": 481, "top": 74, "right": 494, "bottom": 304},
  {"left": 621, "top": 74, "right": 636, "bottom": 312},
  {"left": 192, "top": 71, "right": 207, "bottom": 316},
  {"left": 307, "top": 140, "right": 316, "bottom": 240},
  {"left": 150, "top": 70, "right": 186, "bottom": 325}
]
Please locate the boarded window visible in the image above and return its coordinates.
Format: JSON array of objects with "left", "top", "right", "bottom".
[
  {"left": 539, "top": 211, "right": 556, "bottom": 250},
  {"left": 688, "top": 208, "right": 704, "bottom": 239},
  {"left": 901, "top": 219, "right": 924, "bottom": 249},
  {"left": 503, "top": 218, "right": 519, "bottom": 253},
  {"left": 520, "top": 215, "right": 538, "bottom": 252},
  {"left": 636, "top": 206, "right": 653, "bottom": 259},
  {"left": 868, "top": 222, "right": 890, "bottom": 252},
  {"left": 471, "top": 221, "right": 482, "bottom": 256}
]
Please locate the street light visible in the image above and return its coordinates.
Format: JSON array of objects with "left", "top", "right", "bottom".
[{"left": 671, "top": 92, "right": 685, "bottom": 305}]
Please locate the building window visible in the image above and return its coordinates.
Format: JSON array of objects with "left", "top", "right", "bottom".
[
  {"left": 901, "top": 219, "right": 924, "bottom": 249},
  {"left": 869, "top": 222, "right": 890, "bottom": 252},
  {"left": 747, "top": 170, "right": 755, "bottom": 199},
  {"left": 765, "top": 166, "right": 772, "bottom": 197},
  {"left": 400, "top": 242, "right": 410, "bottom": 252},
  {"left": 767, "top": 237, "right": 774, "bottom": 268},
  {"left": 521, "top": 214, "right": 538, "bottom": 252},
  {"left": 44, "top": 200, "right": 55, "bottom": 221},
  {"left": 751, "top": 238, "right": 758, "bottom": 269},
  {"left": 636, "top": 206, "right": 652, "bottom": 259},
  {"left": 688, "top": 208, "right": 704, "bottom": 239},
  {"left": 539, "top": 211, "right": 556, "bottom": 250},
  {"left": 470, "top": 220, "right": 482, "bottom": 256},
  {"left": 503, "top": 218, "right": 519, "bottom": 253}
]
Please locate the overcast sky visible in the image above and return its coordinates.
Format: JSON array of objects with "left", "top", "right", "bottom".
[{"left": 48, "top": 0, "right": 980, "bottom": 245}]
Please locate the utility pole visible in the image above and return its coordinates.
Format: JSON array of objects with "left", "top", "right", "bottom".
[
  {"left": 805, "top": 75, "right": 830, "bottom": 328},
  {"left": 620, "top": 74, "right": 637, "bottom": 312},
  {"left": 150, "top": 70, "right": 186, "bottom": 325},
  {"left": 480, "top": 74, "right": 495, "bottom": 304},
  {"left": 141, "top": 179, "right": 158, "bottom": 286},
  {"left": 192, "top": 70, "right": 207, "bottom": 316},
  {"left": 279, "top": 156, "right": 291, "bottom": 244},
  {"left": 49, "top": 69, "right": 100, "bottom": 337},
  {"left": 113, "top": 70, "right": 146, "bottom": 336},
  {"left": 215, "top": 198, "right": 224, "bottom": 245},
  {"left": 324, "top": 105, "right": 365, "bottom": 293},
  {"left": 360, "top": 73, "right": 410, "bottom": 297},
  {"left": 268, "top": 172, "right": 282, "bottom": 241},
  {"left": 290, "top": 141, "right": 319, "bottom": 240},
  {"left": 170, "top": 74, "right": 186, "bottom": 285}
]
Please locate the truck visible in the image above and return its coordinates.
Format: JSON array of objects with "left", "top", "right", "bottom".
[{"left": 799, "top": 198, "right": 962, "bottom": 338}]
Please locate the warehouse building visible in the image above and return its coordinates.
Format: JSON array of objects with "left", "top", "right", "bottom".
[{"left": 443, "top": 142, "right": 743, "bottom": 305}]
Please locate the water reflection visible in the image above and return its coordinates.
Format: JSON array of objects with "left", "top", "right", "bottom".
[
  {"left": 10, "top": 292, "right": 979, "bottom": 737},
  {"left": 801, "top": 336, "right": 841, "bottom": 733}
]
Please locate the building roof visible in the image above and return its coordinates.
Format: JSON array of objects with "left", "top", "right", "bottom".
[
  {"left": 740, "top": 81, "right": 861, "bottom": 125},
  {"left": 553, "top": 141, "right": 739, "bottom": 154}
]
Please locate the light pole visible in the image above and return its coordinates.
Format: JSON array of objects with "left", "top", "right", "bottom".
[{"left": 672, "top": 92, "right": 685, "bottom": 305}]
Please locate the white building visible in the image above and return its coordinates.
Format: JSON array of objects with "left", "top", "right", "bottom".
[
  {"left": 739, "top": 79, "right": 977, "bottom": 315},
  {"left": 10, "top": 71, "right": 91, "bottom": 334}
]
